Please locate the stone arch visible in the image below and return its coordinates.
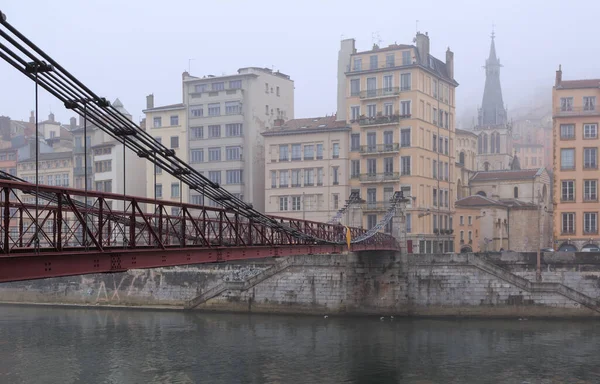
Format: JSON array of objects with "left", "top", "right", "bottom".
[
  {"left": 582, "top": 243, "right": 599, "bottom": 251},
  {"left": 476, "top": 191, "right": 487, "bottom": 197},
  {"left": 558, "top": 243, "right": 578, "bottom": 252},
  {"left": 460, "top": 245, "right": 472, "bottom": 253},
  {"left": 514, "top": 186, "right": 519, "bottom": 198}
]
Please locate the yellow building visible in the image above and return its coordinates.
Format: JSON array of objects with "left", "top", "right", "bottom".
[
  {"left": 338, "top": 32, "right": 458, "bottom": 253},
  {"left": 552, "top": 66, "right": 600, "bottom": 251},
  {"left": 142, "top": 95, "right": 188, "bottom": 213}
]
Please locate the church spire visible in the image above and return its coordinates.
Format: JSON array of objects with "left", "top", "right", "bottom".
[{"left": 478, "top": 30, "right": 507, "bottom": 127}]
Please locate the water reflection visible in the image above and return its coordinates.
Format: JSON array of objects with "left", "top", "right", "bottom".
[{"left": 1, "top": 305, "right": 600, "bottom": 383}]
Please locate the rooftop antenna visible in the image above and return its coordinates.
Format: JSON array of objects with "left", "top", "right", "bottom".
[{"left": 188, "top": 58, "right": 195, "bottom": 73}]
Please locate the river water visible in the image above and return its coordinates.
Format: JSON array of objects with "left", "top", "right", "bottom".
[{"left": 1, "top": 305, "right": 599, "bottom": 384}]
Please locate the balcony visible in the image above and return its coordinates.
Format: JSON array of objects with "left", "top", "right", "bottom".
[
  {"left": 358, "top": 87, "right": 400, "bottom": 99},
  {"left": 363, "top": 201, "right": 393, "bottom": 212},
  {"left": 359, "top": 172, "right": 400, "bottom": 183},
  {"left": 359, "top": 143, "right": 400, "bottom": 155},
  {"left": 554, "top": 107, "right": 600, "bottom": 117},
  {"left": 73, "top": 166, "right": 92, "bottom": 176},
  {"left": 356, "top": 114, "right": 410, "bottom": 127}
]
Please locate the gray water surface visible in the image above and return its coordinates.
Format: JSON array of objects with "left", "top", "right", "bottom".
[{"left": 0, "top": 305, "right": 599, "bottom": 383}]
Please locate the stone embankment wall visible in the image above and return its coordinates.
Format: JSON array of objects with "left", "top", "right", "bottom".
[{"left": 1, "top": 251, "right": 599, "bottom": 317}]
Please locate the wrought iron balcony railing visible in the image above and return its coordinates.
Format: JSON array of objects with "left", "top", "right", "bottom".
[
  {"left": 359, "top": 143, "right": 400, "bottom": 154},
  {"left": 355, "top": 114, "right": 411, "bottom": 127},
  {"left": 359, "top": 172, "right": 400, "bottom": 182},
  {"left": 357, "top": 87, "right": 401, "bottom": 99}
]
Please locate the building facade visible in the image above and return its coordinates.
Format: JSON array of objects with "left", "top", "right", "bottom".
[
  {"left": 339, "top": 32, "right": 458, "bottom": 253},
  {"left": 552, "top": 67, "right": 600, "bottom": 251},
  {"left": 455, "top": 128, "right": 477, "bottom": 199},
  {"left": 262, "top": 116, "right": 350, "bottom": 222},
  {"left": 142, "top": 95, "right": 188, "bottom": 212},
  {"left": 183, "top": 68, "right": 294, "bottom": 212}
]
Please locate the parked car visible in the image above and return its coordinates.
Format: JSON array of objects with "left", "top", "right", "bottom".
[{"left": 540, "top": 247, "right": 555, "bottom": 253}]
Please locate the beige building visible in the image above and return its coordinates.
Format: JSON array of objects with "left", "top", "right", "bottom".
[
  {"left": 17, "top": 150, "right": 73, "bottom": 201},
  {"left": 142, "top": 95, "right": 188, "bottom": 212},
  {"left": 262, "top": 116, "right": 350, "bottom": 222},
  {"left": 455, "top": 128, "right": 477, "bottom": 199},
  {"left": 514, "top": 143, "right": 544, "bottom": 169},
  {"left": 338, "top": 32, "right": 458, "bottom": 253},
  {"left": 183, "top": 67, "right": 294, "bottom": 211},
  {"left": 552, "top": 67, "right": 600, "bottom": 251}
]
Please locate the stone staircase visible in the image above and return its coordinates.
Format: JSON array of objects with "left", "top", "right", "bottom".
[
  {"left": 184, "top": 257, "right": 295, "bottom": 310},
  {"left": 467, "top": 254, "right": 600, "bottom": 313}
]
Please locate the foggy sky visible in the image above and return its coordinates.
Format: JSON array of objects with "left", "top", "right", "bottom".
[{"left": 2, "top": 0, "right": 599, "bottom": 128}]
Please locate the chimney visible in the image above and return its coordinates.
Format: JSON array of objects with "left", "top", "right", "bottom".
[
  {"left": 146, "top": 94, "right": 154, "bottom": 109},
  {"left": 555, "top": 64, "right": 562, "bottom": 87},
  {"left": 446, "top": 47, "right": 454, "bottom": 79},
  {"left": 48, "top": 112, "right": 55, "bottom": 122},
  {"left": 70, "top": 117, "right": 76, "bottom": 130},
  {"left": 273, "top": 118, "right": 285, "bottom": 127},
  {"left": 336, "top": 38, "right": 356, "bottom": 122},
  {"left": 29, "top": 111, "right": 34, "bottom": 123},
  {"left": 415, "top": 32, "right": 430, "bottom": 66},
  {"left": 0, "top": 116, "right": 10, "bottom": 141}
]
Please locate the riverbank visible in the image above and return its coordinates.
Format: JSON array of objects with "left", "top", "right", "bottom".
[{"left": 1, "top": 252, "right": 599, "bottom": 318}]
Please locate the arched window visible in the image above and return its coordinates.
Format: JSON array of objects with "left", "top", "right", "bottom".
[
  {"left": 459, "top": 151, "right": 465, "bottom": 164},
  {"left": 495, "top": 133, "right": 500, "bottom": 153},
  {"left": 490, "top": 133, "right": 496, "bottom": 153},
  {"left": 484, "top": 162, "right": 490, "bottom": 171},
  {"left": 483, "top": 134, "right": 488, "bottom": 153},
  {"left": 476, "top": 191, "right": 487, "bottom": 197},
  {"left": 514, "top": 186, "right": 519, "bottom": 198},
  {"left": 477, "top": 135, "right": 483, "bottom": 154}
]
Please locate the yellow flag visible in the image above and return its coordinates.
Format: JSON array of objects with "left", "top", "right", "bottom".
[{"left": 344, "top": 226, "right": 351, "bottom": 250}]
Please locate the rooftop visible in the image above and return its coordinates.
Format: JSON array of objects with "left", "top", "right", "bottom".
[
  {"left": 557, "top": 79, "right": 600, "bottom": 89},
  {"left": 470, "top": 168, "right": 544, "bottom": 182},
  {"left": 456, "top": 195, "right": 537, "bottom": 208},
  {"left": 184, "top": 67, "right": 292, "bottom": 83},
  {"left": 19, "top": 150, "right": 73, "bottom": 162},
  {"left": 455, "top": 128, "right": 478, "bottom": 137},
  {"left": 143, "top": 103, "right": 185, "bottom": 113},
  {"left": 262, "top": 116, "right": 349, "bottom": 137}
]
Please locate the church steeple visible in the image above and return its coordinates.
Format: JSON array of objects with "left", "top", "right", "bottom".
[{"left": 478, "top": 30, "right": 507, "bottom": 126}]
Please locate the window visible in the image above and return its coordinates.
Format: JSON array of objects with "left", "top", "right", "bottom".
[
  {"left": 291, "top": 196, "right": 301, "bottom": 211},
  {"left": 386, "top": 54, "right": 395, "bottom": 67},
  {"left": 400, "top": 73, "right": 411, "bottom": 91},
  {"left": 432, "top": 134, "right": 437, "bottom": 152},
  {"left": 405, "top": 213, "right": 412, "bottom": 233},
  {"left": 212, "top": 82, "right": 224, "bottom": 91},
  {"left": 383, "top": 75, "right": 393, "bottom": 92},
  {"left": 170, "top": 136, "right": 179, "bottom": 149},
  {"left": 290, "top": 144, "right": 301, "bottom": 161},
  {"left": 401, "top": 156, "right": 411, "bottom": 175},
  {"left": 265, "top": 83, "right": 269, "bottom": 93},
  {"left": 223, "top": 123, "right": 242, "bottom": 137},
  {"left": 208, "top": 103, "right": 220, "bottom": 116},
  {"left": 351, "top": 106, "right": 360, "bottom": 121},
  {"left": 560, "top": 97, "right": 573, "bottom": 112},
  {"left": 271, "top": 171, "right": 277, "bottom": 188},
  {"left": 584, "top": 124, "right": 598, "bottom": 139},
  {"left": 225, "top": 101, "right": 241, "bottom": 115},
  {"left": 191, "top": 194, "right": 204, "bottom": 205},
  {"left": 171, "top": 183, "right": 180, "bottom": 198},
  {"left": 279, "top": 170, "right": 289, "bottom": 187},
  {"left": 561, "top": 149, "right": 575, "bottom": 170},
  {"left": 367, "top": 104, "right": 376, "bottom": 118},
  {"left": 291, "top": 170, "right": 301, "bottom": 187},
  {"left": 226, "top": 170, "right": 243, "bottom": 184},
  {"left": 468, "top": 231, "right": 472, "bottom": 241},
  {"left": 445, "top": 138, "right": 449, "bottom": 155},
  {"left": 94, "top": 160, "right": 112, "bottom": 173},
  {"left": 208, "top": 171, "right": 221, "bottom": 184},
  {"left": 514, "top": 186, "right": 519, "bottom": 198},
  {"left": 433, "top": 160, "right": 437, "bottom": 179},
  {"left": 279, "top": 197, "right": 289, "bottom": 211},
  {"left": 351, "top": 160, "right": 360, "bottom": 178},
  {"left": 367, "top": 158, "right": 376, "bottom": 174},
  {"left": 384, "top": 103, "right": 393, "bottom": 116},
  {"left": 367, "top": 214, "right": 377, "bottom": 229},
  {"left": 332, "top": 143, "right": 340, "bottom": 158},
  {"left": 562, "top": 212, "right": 575, "bottom": 234},
  {"left": 333, "top": 166, "right": 339, "bottom": 185},
  {"left": 208, "top": 125, "right": 221, "bottom": 138},
  {"left": 304, "top": 145, "right": 314, "bottom": 160},
  {"left": 460, "top": 216, "right": 464, "bottom": 225},
  {"left": 333, "top": 194, "right": 340, "bottom": 210},
  {"left": 316, "top": 144, "right": 323, "bottom": 159},
  {"left": 366, "top": 132, "right": 376, "bottom": 151},
  {"left": 317, "top": 168, "right": 324, "bottom": 186},
  {"left": 208, "top": 147, "right": 221, "bottom": 161},
  {"left": 401, "top": 101, "right": 411, "bottom": 116},
  {"left": 190, "top": 106, "right": 204, "bottom": 117},
  {"left": 350, "top": 79, "right": 360, "bottom": 97},
  {"left": 191, "top": 126, "right": 204, "bottom": 140},
  {"left": 584, "top": 213, "right": 598, "bottom": 234},
  {"left": 584, "top": 180, "right": 597, "bottom": 201},
  {"left": 229, "top": 80, "right": 242, "bottom": 89},
  {"left": 433, "top": 189, "right": 437, "bottom": 207},
  {"left": 584, "top": 148, "right": 597, "bottom": 169},
  {"left": 560, "top": 124, "right": 575, "bottom": 139},
  {"left": 584, "top": 96, "right": 596, "bottom": 111},
  {"left": 444, "top": 163, "right": 449, "bottom": 181},
  {"left": 460, "top": 230, "right": 464, "bottom": 241},
  {"left": 265, "top": 105, "right": 269, "bottom": 115},
  {"left": 155, "top": 184, "right": 162, "bottom": 198},
  {"left": 154, "top": 164, "right": 162, "bottom": 174},
  {"left": 432, "top": 79, "right": 438, "bottom": 98},
  {"left": 402, "top": 51, "right": 410, "bottom": 65},
  {"left": 370, "top": 55, "right": 378, "bottom": 69},
  {"left": 384, "top": 157, "right": 393, "bottom": 174},
  {"left": 191, "top": 149, "right": 204, "bottom": 163},
  {"left": 353, "top": 58, "right": 362, "bottom": 71},
  {"left": 383, "top": 131, "right": 393, "bottom": 147},
  {"left": 194, "top": 84, "right": 207, "bottom": 93},
  {"left": 433, "top": 214, "right": 437, "bottom": 230},
  {"left": 468, "top": 216, "right": 472, "bottom": 226},
  {"left": 153, "top": 117, "right": 162, "bottom": 128},
  {"left": 304, "top": 169, "right": 315, "bottom": 186},
  {"left": 170, "top": 115, "right": 179, "bottom": 126},
  {"left": 276, "top": 86, "right": 280, "bottom": 96},
  {"left": 351, "top": 134, "right": 360, "bottom": 151},
  {"left": 226, "top": 146, "right": 241, "bottom": 161},
  {"left": 279, "top": 145, "right": 289, "bottom": 161}
]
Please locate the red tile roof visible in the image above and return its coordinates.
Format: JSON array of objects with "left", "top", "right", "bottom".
[
  {"left": 558, "top": 79, "right": 600, "bottom": 89},
  {"left": 470, "top": 168, "right": 543, "bottom": 182},
  {"left": 456, "top": 195, "right": 506, "bottom": 207}
]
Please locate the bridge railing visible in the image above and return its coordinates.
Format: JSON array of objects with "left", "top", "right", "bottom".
[{"left": 0, "top": 180, "right": 399, "bottom": 255}]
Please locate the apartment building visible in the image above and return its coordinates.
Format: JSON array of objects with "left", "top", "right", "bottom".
[
  {"left": 552, "top": 67, "right": 600, "bottom": 251},
  {"left": 338, "top": 32, "right": 457, "bottom": 253},
  {"left": 17, "top": 150, "right": 73, "bottom": 194},
  {"left": 183, "top": 67, "right": 294, "bottom": 212},
  {"left": 71, "top": 98, "right": 146, "bottom": 209},
  {"left": 514, "top": 143, "right": 544, "bottom": 169},
  {"left": 262, "top": 116, "right": 350, "bottom": 222},
  {"left": 142, "top": 95, "right": 188, "bottom": 212}
]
